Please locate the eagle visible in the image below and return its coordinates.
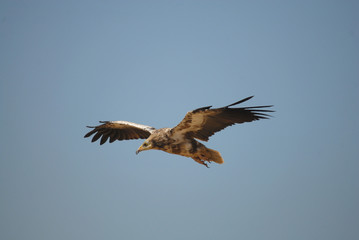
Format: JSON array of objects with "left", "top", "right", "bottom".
[{"left": 84, "top": 96, "right": 273, "bottom": 167}]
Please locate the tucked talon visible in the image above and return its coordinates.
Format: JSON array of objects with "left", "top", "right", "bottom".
[{"left": 202, "top": 160, "right": 209, "bottom": 168}]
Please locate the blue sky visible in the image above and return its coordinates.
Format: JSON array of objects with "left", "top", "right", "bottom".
[{"left": 1, "top": 1, "right": 358, "bottom": 239}]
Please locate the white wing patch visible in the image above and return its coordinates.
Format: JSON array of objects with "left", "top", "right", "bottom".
[{"left": 106, "top": 121, "right": 156, "bottom": 133}]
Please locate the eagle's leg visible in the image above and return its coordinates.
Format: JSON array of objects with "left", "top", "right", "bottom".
[{"left": 192, "top": 157, "right": 209, "bottom": 168}]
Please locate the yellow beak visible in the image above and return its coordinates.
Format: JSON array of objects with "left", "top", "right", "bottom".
[
  {"left": 136, "top": 142, "right": 152, "bottom": 154},
  {"left": 136, "top": 146, "right": 143, "bottom": 155}
]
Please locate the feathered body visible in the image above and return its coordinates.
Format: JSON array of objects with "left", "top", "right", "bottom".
[
  {"left": 145, "top": 128, "right": 224, "bottom": 166},
  {"left": 84, "top": 96, "right": 273, "bottom": 167}
]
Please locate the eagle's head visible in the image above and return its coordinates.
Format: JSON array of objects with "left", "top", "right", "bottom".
[
  {"left": 136, "top": 129, "right": 169, "bottom": 154},
  {"left": 136, "top": 140, "right": 153, "bottom": 154}
]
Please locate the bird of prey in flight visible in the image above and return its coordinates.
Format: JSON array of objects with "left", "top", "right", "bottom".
[{"left": 84, "top": 96, "right": 273, "bottom": 167}]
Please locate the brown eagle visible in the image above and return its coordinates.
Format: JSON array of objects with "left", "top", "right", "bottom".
[{"left": 84, "top": 96, "right": 273, "bottom": 167}]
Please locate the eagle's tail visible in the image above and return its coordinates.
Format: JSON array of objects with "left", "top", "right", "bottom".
[{"left": 206, "top": 148, "right": 224, "bottom": 164}]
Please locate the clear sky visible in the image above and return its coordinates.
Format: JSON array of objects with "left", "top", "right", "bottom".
[{"left": 1, "top": 1, "right": 358, "bottom": 240}]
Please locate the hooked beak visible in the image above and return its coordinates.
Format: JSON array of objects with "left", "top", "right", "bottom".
[
  {"left": 136, "top": 147, "right": 142, "bottom": 155},
  {"left": 136, "top": 142, "right": 152, "bottom": 155}
]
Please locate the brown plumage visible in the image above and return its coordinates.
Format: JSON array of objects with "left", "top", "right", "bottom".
[{"left": 84, "top": 96, "right": 273, "bottom": 167}]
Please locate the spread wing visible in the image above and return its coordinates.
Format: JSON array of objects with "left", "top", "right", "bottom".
[
  {"left": 171, "top": 96, "right": 273, "bottom": 141},
  {"left": 84, "top": 121, "right": 156, "bottom": 145}
]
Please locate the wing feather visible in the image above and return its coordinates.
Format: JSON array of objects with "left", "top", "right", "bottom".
[
  {"left": 100, "top": 133, "right": 110, "bottom": 145},
  {"left": 171, "top": 96, "right": 274, "bottom": 141},
  {"left": 92, "top": 131, "right": 103, "bottom": 142},
  {"left": 84, "top": 121, "right": 156, "bottom": 145}
]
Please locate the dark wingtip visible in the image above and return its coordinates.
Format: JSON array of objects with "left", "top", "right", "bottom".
[
  {"left": 225, "top": 96, "right": 254, "bottom": 108},
  {"left": 84, "top": 130, "right": 95, "bottom": 138},
  {"left": 246, "top": 105, "right": 274, "bottom": 109}
]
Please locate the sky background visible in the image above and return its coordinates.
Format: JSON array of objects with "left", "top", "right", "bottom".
[{"left": 1, "top": 0, "right": 358, "bottom": 239}]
